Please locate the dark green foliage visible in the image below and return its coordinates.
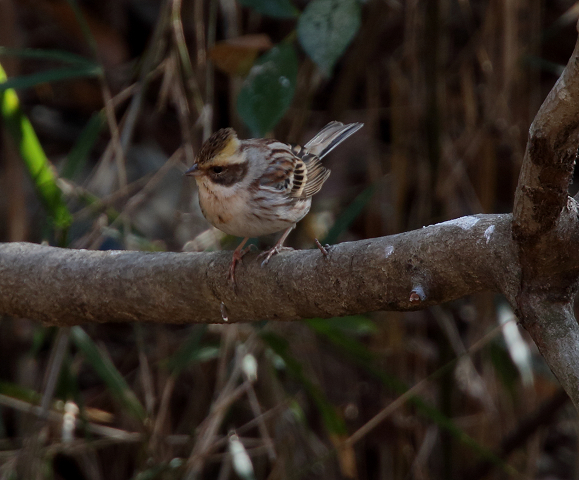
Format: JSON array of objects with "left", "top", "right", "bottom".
[
  {"left": 297, "top": 0, "right": 361, "bottom": 75},
  {"left": 237, "top": 44, "right": 298, "bottom": 137}
]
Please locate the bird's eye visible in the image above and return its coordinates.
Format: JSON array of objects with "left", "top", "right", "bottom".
[{"left": 212, "top": 166, "right": 223, "bottom": 174}]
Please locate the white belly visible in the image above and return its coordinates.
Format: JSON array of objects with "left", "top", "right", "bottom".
[{"left": 197, "top": 179, "right": 311, "bottom": 238}]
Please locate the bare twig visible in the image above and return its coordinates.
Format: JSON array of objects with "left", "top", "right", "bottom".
[
  {"left": 119, "top": 0, "right": 171, "bottom": 152},
  {"left": 40, "top": 328, "right": 71, "bottom": 419},
  {"left": 344, "top": 319, "right": 510, "bottom": 448},
  {"left": 185, "top": 339, "right": 253, "bottom": 478}
]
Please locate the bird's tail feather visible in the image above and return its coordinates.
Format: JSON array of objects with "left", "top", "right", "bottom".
[{"left": 304, "top": 121, "right": 363, "bottom": 158}]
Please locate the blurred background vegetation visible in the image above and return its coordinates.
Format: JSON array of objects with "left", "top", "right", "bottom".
[{"left": 1, "top": 0, "right": 578, "bottom": 478}]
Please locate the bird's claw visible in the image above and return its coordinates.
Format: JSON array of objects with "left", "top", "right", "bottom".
[
  {"left": 228, "top": 244, "right": 256, "bottom": 284},
  {"left": 228, "top": 260, "right": 239, "bottom": 284},
  {"left": 258, "top": 246, "right": 293, "bottom": 267},
  {"left": 314, "top": 238, "right": 331, "bottom": 257}
]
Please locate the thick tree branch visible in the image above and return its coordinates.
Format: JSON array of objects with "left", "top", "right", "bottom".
[
  {"left": 510, "top": 22, "right": 579, "bottom": 414},
  {"left": 519, "top": 298, "right": 579, "bottom": 411},
  {"left": 513, "top": 33, "right": 579, "bottom": 240},
  {"left": 0, "top": 214, "right": 518, "bottom": 325}
]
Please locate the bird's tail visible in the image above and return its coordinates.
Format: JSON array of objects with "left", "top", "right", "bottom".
[{"left": 304, "top": 121, "right": 363, "bottom": 159}]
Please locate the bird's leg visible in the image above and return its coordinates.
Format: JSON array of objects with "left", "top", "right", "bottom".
[
  {"left": 314, "top": 238, "right": 330, "bottom": 257},
  {"left": 228, "top": 237, "right": 251, "bottom": 283},
  {"left": 258, "top": 226, "right": 295, "bottom": 267}
]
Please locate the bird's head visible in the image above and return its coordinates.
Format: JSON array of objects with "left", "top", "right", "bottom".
[{"left": 185, "top": 128, "right": 248, "bottom": 187}]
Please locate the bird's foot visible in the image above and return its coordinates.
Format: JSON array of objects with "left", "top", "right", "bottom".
[
  {"left": 258, "top": 245, "right": 294, "bottom": 267},
  {"left": 228, "top": 244, "right": 256, "bottom": 284},
  {"left": 314, "top": 239, "right": 331, "bottom": 257}
]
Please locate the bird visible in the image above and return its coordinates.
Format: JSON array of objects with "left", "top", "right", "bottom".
[{"left": 185, "top": 121, "right": 363, "bottom": 282}]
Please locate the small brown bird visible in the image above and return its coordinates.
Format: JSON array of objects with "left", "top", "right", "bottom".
[{"left": 186, "top": 121, "right": 363, "bottom": 282}]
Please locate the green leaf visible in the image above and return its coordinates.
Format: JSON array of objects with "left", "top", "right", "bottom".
[
  {"left": 335, "top": 316, "right": 377, "bottom": 334},
  {"left": 165, "top": 326, "right": 221, "bottom": 377},
  {"left": 132, "top": 464, "right": 171, "bottom": 480},
  {"left": 0, "top": 65, "right": 102, "bottom": 93},
  {"left": 237, "top": 0, "right": 298, "bottom": 18},
  {"left": 0, "top": 47, "right": 96, "bottom": 67},
  {"left": 488, "top": 340, "right": 519, "bottom": 397},
  {"left": 61, "top": 111, "right": 106, "bottom": 179},
  {"left": 0, "top": 381, "right": 42, "bottom": 405},
  {"left": 297, "top": 0, "right": 361, "bottom": 75},
  {"left": 65, "top": 0, "right": 99, "bottom": 58},
  {"left": 0, "top": 62, "right": 72, "bottom": 232},
  {"left": 260, "top": 332, "right": 347, "bottom": 435},
  {"left": 307, "top": 316, "right": 377, "bottom": 337},
  {"left": 237, "top": 43, "right": 298, "bottom": 136},
  {"left": 71, "top": 326, "right": 147, "bottom": 422},
  {"left": 306, "top": 318, "right": 374, "bottom": 364}
]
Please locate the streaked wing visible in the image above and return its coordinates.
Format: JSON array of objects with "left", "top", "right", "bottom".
[
  {"left": 303, "top": 121, "right": 363, "bottom": 158},
  {"left": 256, "top": 120, "right": 364, "bottom": 199},
  {"left": 290, "top": 145, "right": 330, "bottom": 198},
  {"left": 258, "top": 141, "right": 297, "bottom": 194},
  {"left": 257, "top": 140, "right": 330, "bottom": 200}
]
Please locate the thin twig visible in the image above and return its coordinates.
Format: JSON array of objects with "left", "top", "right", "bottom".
[
  {"left": 244, "top": 381, "right": 277, "bottom": 461},
  {"left": 171, "top": 0, "right": 205, "bottom": 115},
  {"left": 120, "top": 0, "right": 171, "bottom": 151},
  {"left": 345, "top": 318, "right": 514, "bottom": 447},
  {"left": 40, "top": 328, "right": 71, "bottom": 419}
]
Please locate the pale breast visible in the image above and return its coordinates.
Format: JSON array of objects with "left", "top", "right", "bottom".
[{"left": 197, "top": 177, "right": 311, "bottom": 238}]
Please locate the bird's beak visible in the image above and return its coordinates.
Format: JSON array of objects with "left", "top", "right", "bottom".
[{"left": 185, "top": 163, "right": 202, "bottom": 176}]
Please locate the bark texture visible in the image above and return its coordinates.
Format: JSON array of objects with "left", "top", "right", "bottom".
[
  {"left": 510, "top": 23, "right": 579, "bottom": 412},
  {"left": 0, "top": 214, "right": 517, "bottom": 324}
]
